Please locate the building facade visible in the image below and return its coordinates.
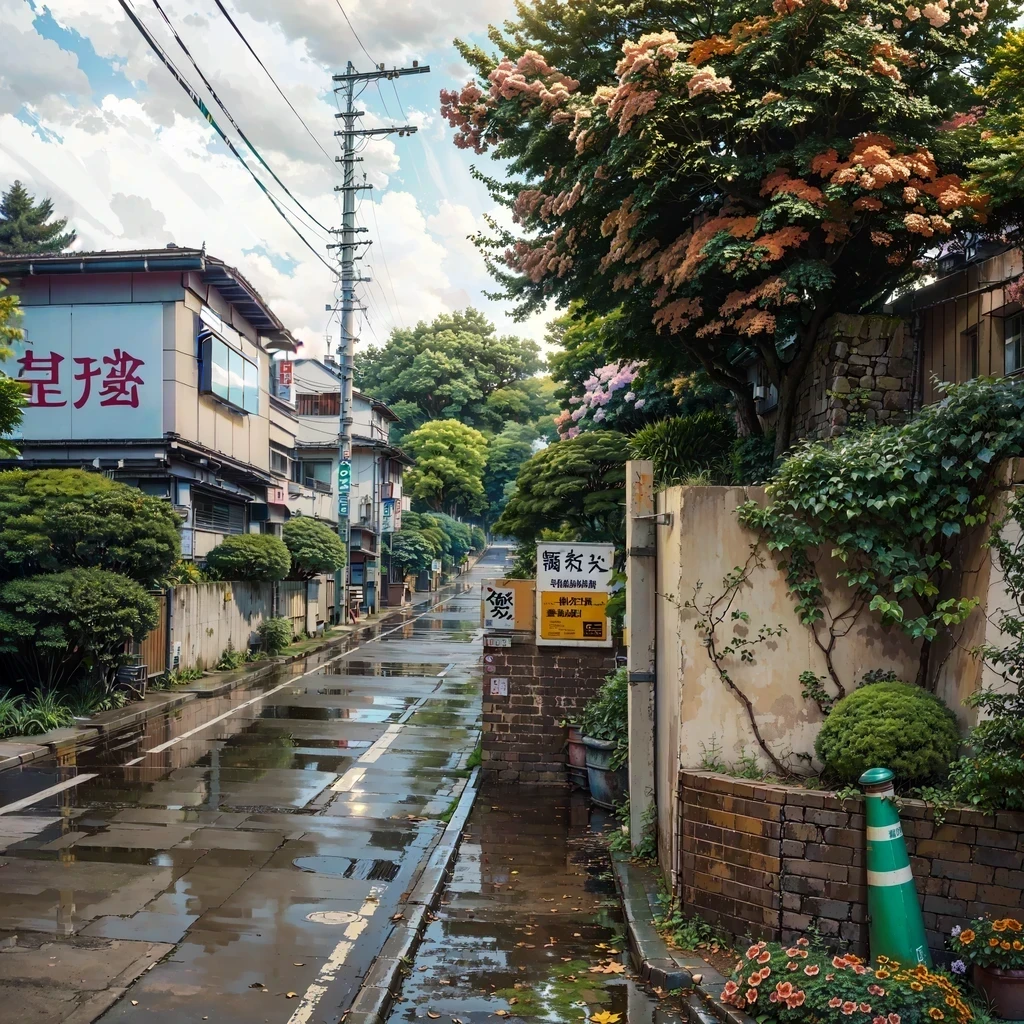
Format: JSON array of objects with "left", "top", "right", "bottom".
[
  {"left": 291, "top": 358, "right": 409, "bottom": 613},
  {"left": 0, "top": 246, "right": 298, "bottom": 559}
]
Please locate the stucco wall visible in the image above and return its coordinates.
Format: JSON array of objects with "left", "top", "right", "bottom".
[{"left": 653, "top": 484, "right": 922, "bottom": 875}]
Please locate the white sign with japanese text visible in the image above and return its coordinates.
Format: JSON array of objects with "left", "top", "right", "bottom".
[
  {"left": 483, "top": 585, "right": 515, "bottom": 630},
  {"left": 536, "top": 541, "right": 614, "bottom": 647},
  {"left": 13, "top": 304, "right": 163, "bottom": 441}
]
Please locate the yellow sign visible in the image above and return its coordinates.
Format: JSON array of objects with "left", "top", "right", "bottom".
[{"left": 539, "top": 591, "right": 609, "bottom": 642}]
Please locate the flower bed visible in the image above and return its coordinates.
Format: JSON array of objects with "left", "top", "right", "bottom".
[{"left": 722, "top": 940, "right": 974, "bottom": 1024}]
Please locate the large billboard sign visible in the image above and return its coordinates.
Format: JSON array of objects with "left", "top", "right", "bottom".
[{"left": 12, "top": 304, "right": 164, "bottom": 441}]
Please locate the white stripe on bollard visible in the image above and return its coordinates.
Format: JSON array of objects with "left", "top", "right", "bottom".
[{"left": 866, "top": 865, "right": 915, "bottom": 886}]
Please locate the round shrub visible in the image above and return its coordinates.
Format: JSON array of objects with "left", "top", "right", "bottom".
[
  {"left": 257, "top": 616, "right": 293, "bottom": 656},
  {"left": 815, "top": 680, "right": 960, "bottom": 788},
  {"left": 205, "top": 534, "right": 290, "bottom": 582}
]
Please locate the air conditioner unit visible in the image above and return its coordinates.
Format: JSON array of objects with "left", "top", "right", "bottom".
[{"left": 358, "top": 499, "right": 372, "bottom": 522}]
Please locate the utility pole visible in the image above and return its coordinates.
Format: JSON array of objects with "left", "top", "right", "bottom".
[{"left": 330, "top": 59, "right": 428, "bottom": 625}]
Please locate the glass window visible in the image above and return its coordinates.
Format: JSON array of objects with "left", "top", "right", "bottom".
[
  {"left": 1006, "top": 316, "right": 1023, "bottom": 376},
  {"left": 305, "top": 461, "right": 332, "bottom": 484},
  {"left": 210, "top": 340, "right": 230, "bottom": 401},
  {"left": 193, "top": 495, "right": 245, "bottom": 533},
  {"left": 243, "top": 358, "right": 259, "bottom": 414},
  {"left": 270, "top": 450, "right": 290, "bottom": 476}
]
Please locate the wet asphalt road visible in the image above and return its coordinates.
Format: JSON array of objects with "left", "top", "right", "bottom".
[{"left": 0, "top": 547, "right": 506, "bottom": 1024}]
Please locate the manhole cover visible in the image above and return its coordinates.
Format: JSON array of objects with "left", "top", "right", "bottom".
[{"left": 305, "top": 911, "right": 361, "bottom": 925}]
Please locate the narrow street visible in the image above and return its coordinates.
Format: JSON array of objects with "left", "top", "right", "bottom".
[{"left": 0, "top": 548, "right": 506, "bottom": 1024}]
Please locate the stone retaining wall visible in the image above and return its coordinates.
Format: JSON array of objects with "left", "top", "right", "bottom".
[
  {"left": 480, "top": 632, "right": 621, "bottom": 784},
  {"left": 677, "top": 770, "right": 1024, "bottom": 957}
]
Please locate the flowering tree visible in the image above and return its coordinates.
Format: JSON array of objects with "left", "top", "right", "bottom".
[{"left": 442, "top": 0, "right": 1010, "bottom": 453}]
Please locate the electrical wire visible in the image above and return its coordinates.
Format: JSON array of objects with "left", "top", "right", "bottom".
[
  {"left": 333, "top": 0, "right": 377, "bottom": 67},
  {"left": 118, "top": 0, "right": 335, "bottom": 274},
  {"left": 210, "top": 0, "right": 339, "bottom": 172},
  {"left": 148, "top": 0, "right": 331, "bottom": 235},
  {"left": 368, "top": 197, "right": 405, "bottom": 328}
]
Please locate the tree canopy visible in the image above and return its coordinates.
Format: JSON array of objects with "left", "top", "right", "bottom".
[
  {"left": 442, "top": 0, "right": 1011, "bottom": 453},
  {"left": 0, "top": 469, "right": 180, "bottom": 585},
  {"left": 354, "top": 308, "right": 549, "bottom": 440},
  {"left": 0, "top": 181, "right": 76, "bottom": 254},
  {"left": 483, "top": 421, "right": 539, "bottom": 521},
  {"left": 0, "top": 279, "right": 25, "bottom": 457},
  {"left": 282, "top": 517, "right": 347, "bottom": 580},
  {"left": 402, "top": 419, "right": 489, "bottom": 516},
  {"left": 496, "top": 430, "right": 629, "bottom": 544},
  {"left": 205, "top": 534, "right": 291, "bottom": 582}
]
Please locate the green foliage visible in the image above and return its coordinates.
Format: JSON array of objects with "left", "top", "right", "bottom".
[
  {"left": 577, "top": 666, "right": 628, "bottom": 770},
  {"left": 496, "top": 431, "right": 628, "bottom": 545},
  {"left": 656, "top": 898, "right": 728, "bottom": 952},
  {"left": 257, "top": 616, "right": 293, "bottom": 656},
  {"left": 161, "top": 666, "right": 204, "bottom": 685},
  {"left": 467, "top": 742, "right": 482, "bottom": 770},
  {"left": 815, "top": 681, "right": 960, "bottom": 789},
  {"left": 608, "top": 797, "right": 658, "bottom": 860},
  {"left": 0, "top": 469, "right": 181, "bottom": 585},
  {"left": 0, "top": 568, "right": 158, "bottom": 690},
  {"left": 948, "top": 493, "right": 1024, "bottom": 811},
  {"left": 445, "top": 0, "right": 1011, "bottom": 451},
  {"left": 205, "top": 533, "right": 290, "bottom": 582},
  {"left": 353, "top": 308, "right": 545, "bottom": 441},
  {"left": 470, "top": 525, "right": 486, "bottom": 551},
  {"left": 164, "top": 559, "right": 208, "bottom": 585},
  {"left": 0, "top": 278, "right": 25, "bottom": 457},
  {"left": 282, "top": 517, "right": 346, "bottom": 579},
  {"left": 0, "top": 181, "right": 76, "bottom": 254},
  {"left": 483, "top": 421, "right": 538, "bottom": 520},
  {"left": 949, "top": 916, "right": 1024, "bottom": 971},
  {"left": 389, "top": 530, "right": 435, "bottom": 577},
  {"left": 740, "top": 378, "right": 1024, "bottom": 686},
  {"left": 629, "top": 411, "right": 736, "bottom": 486},
  {"left": 968, "top": 28, "right": 1024, "bottom": 225},
  {"left": 731, "top": 432, "right": 777, "bottom": 485},
  {"left": 0, "top": 689, "right": 75, "bottom": 738},
  {"left": 216, "top": 642, "right": 246, "bottom": 671},
  {"left": 402, "top": 419, "right": 489, "bottom": 516}
]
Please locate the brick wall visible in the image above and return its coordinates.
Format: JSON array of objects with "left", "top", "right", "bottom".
[
  {"left": 678, "top": 771, "right": 1024, "bottom": 957},
  {"left": 481, "top": 632, "right": 621, "bottom": 785}
]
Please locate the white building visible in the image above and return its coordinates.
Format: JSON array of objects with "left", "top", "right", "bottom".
[{"left": 288, "top": 358, "right": 409, "bottom": 613}]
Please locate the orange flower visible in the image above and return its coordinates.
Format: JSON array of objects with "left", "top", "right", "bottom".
[
  {"left": 1001, "top": 941, "right": 1012, "bottom": 950},
  {"left": 911, "top": 982, "right": 924, "bottom": 992},
  {"left": 960, "top": 930, "right": 975, "bottom": 945},
  {"left": 1013, "top": 941, "right": 1023, "bottom": 950},
  {"left": 994, "top": 920, "right": 1008, "bottom": 932},
  {"left": 989, "top": 938, "right": 1001, "bottom": 948},
  {"left": 929, "top": 1011, "right": 945, "bottom": 1021},
  {"left": 876, "top": 969, "right": 890, "bottom": 980},
  {"left": 1006, "top": 919, "right": 1023, "bottom": 932}
]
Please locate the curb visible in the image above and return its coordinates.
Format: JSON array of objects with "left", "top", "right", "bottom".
[
  {"left": 610, "top": 852, "right": 749, "bottom": 1024},
  {"left": 342, "top": 767, "right": 481, "bottom": 1024}
]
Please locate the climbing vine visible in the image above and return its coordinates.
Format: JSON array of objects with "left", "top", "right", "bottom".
[{"left": 739, "top": 377, "right": 1024, "bottom": 690}]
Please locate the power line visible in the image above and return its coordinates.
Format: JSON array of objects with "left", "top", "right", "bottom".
[
  {"left": 148, "top": 0, "right": 331, "bottom": 235},
  {"left": 368, "top": 196, "right": 405, "bottom": 329},
  {"left": 333, "top": 0, "right": 376, "bottom": 66},
  {"left": 118, "top": 0, "right": 336, "bottom": 274},
  {"left": 210, "top": 0, "right": 338, "bottom": 172}
]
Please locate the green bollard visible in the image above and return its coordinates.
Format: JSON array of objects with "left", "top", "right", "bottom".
[{"left": 859, "top": 766, "right": 931, "bottom": 966}]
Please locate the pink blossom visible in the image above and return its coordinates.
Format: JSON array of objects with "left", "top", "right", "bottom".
[
  {"left": 634, "top": 398, "right": 646, "bottom": 410},
  {"left": 922, "top": 1, "right": 950, "bottom": 25},
  {"left": 687, "top": 67, "right": 733, "bottom": 98},
  {"left": 624, "top": 391, "right": 636, "bottom": 402},
  {"left": 593, "top": 409, "right": 607, "bottom": 423}
]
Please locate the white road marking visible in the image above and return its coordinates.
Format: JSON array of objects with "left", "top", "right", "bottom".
[
  {"left": 0, "top": 774, "right": 99, "bottom": 816},
  {"left": 285, "top": 891, "right": 382, "bottom": 1024}
]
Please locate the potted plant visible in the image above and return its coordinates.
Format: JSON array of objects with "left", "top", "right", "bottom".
[
  {"left": 578, "top": 667, "right": 628, "bottom": 809},
  {"left": 562, "top": 718, "right": 588, "bottom": 791},
  {"left": 949, "top": 918, "right": 1024, "bottom": 1019}
]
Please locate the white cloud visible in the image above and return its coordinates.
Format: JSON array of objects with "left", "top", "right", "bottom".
[{"left": 0, "top": 0, "right": 549, "bottom": 370}]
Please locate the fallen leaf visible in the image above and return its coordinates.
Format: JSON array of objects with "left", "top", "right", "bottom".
[
  {"left": 286, "top": 992, "right": 298, "bottom": 998},
  {"left": 511, "top": 870, "right": 518, "bottom": 875},
  {"left": 250, "top": 982, "right": 265, "bottom": 989},
  {"left": 131, "top": 1001, "right": 138, "bottom": 1007},
  {"left": 691, "top": 972, "right": 704, "bottom": 984},
  {"left": 293, "top": 963, "right": 305, "bottom": 967},
  {"left": 391, "top": 913, "right": 404, "bottom": 921},
  {"left": 590, "top": 1012, "right": 621, "bottom": 1024},
  {"left": 495, "top": 1012, "right": 509, "bottom": 1019},
  {"left": 510, "top": 998, "right": 518, "bottom": 1005},
  {"left": 542, "top": 898, "right": 554, "bottom": 902},
  {"left": 428, "top": 1013, "right": 441, "bottom": 1020},
  {"left": 573, "top": 933, "right": 582, "bottom": 938}
]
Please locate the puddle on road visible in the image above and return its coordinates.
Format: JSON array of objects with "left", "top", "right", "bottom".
[{"left": 387, "top": 787, "right": 685, "bottom": 1024}]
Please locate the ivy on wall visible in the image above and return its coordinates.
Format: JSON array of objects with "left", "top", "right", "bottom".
[{"left": 739, "top": 377, "right": 1024, "bottom": 692}]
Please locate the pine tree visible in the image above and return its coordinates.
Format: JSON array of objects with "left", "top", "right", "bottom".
[{"left": 0, "top": 181, "right": 76, "bottom": 255}]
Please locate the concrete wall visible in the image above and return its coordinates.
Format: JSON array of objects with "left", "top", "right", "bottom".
[{"left": 653, "top": 484, "right": 921, "bottom": 876}]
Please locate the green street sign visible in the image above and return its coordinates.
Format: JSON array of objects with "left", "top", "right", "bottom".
[{"left": 337, "top": 460, "right": 351, "bottom": 492}]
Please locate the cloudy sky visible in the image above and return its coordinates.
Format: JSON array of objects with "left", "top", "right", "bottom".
[{"left": 0, "top": 0, "right": 550, "bottom": 357}]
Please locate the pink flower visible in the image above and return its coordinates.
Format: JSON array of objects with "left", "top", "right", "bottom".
[
  {"left": 804, "top": 965, "right": 820, "bottom": 977},
  {"left": 833, "top": 956, "right": 849, "bottom": 969},
  {"left": 796, "top": 938, "right": 809, "bottom": 947},
  {"left": 770, "top": 992, "right": 779, "bottom": 1003},
  {"left": 905, "top": 4, "right": 921, "bottom": 17},
  {"left": 746, "top": 945, "right": 763, "bottom": 960},
  {"left": 723, "top": 981, "right": 739, "bottom": 998},
  {"left": 747, "top": 974, "right": 762, "bottom": 987},
  {"left": 757, "top": 951, "right": 772, "bottom": 965},
  {"left": 842, "top": 1002, "right": 857, "bottom": 1015},
  {"left": 746, "top": 989, "right": 758, "bottom": 1004},
  {"left": 830, "top": 998, "right": 843, "bottom": 1009},
  {"left": 686, "top": 67, "right": 733, "bottom": 98},
  {"left": 759, "top": 967, "right": 771, "bottom": 981},
  {"left": 860, "top": 1004, "right": 873, "bottom": 1014},
  {"left": 853, "top": 965, "right": 868, "bottom": 975},
  {"left": 868, "top": 985, "right": 885, "bottom": 997},
  {"left": 888, "top": 1015, "right": 901, "bottom": 1024},
  {"left": 787, "top": 992, "right": 806, "bottom": 1009},
  {"left": 775, "top": 982, "right": 794, "bottom": 999},
  {"left": 875, "top": 1018, "right": 888, "bottom": 1024},
  {"left": 922, "top": 1, "right": 950, "bottom": 25},
  {"left": 634, "top": 398, "right": 646, "bottom": 410},
  {"left": 787, "top": 961, "right": 799, "bottom": 971}
]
